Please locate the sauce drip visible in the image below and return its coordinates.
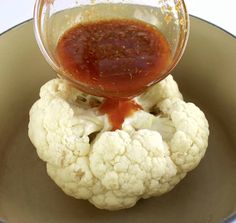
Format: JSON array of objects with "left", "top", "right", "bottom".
[
  {"left": 99, "top": 99, "right": 141, "bottom": 130},
  {"left": 56, "top": 19, "right": 171, "bottom": 98}
]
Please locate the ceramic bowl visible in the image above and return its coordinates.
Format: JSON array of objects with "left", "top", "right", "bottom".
[{"left": 0, "top": 16, "right": 235, "bottom": 223}]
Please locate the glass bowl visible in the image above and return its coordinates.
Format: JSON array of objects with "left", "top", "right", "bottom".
[{"left": 34, "top": 0, "right": 189, "bottom": 98}]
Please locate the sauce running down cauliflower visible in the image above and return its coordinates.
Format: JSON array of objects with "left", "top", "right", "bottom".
[{"left": 28, "top": 75, "right": 209, "bottom": 210}]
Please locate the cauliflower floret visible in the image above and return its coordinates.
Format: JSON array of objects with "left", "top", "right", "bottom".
[
  {"left": 28, "top": 75, "right": 209, "bottom": 210},
  {"left": 123, "top": 98, "right": 209, "bottom": 172},
  {"left": 159, "top": 98, "right": 209, "bottom": 172},
  {"left": 29, "top": 79, "right": 110, "bottom": 168},
  {"left": 90, "top": 130, "right": 177, "bottom": 209},
  {"left": 135, "top": 75, "right": 183, "bottom": 111}
]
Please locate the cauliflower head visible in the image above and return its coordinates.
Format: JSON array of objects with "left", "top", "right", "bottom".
[{"left": 28, "top": 75, "right": 209, "bottom": 210}]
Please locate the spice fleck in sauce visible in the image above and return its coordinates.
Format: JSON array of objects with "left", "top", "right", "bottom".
[{"left": 56, "top": 19, "right": 171, "bottom": 129}]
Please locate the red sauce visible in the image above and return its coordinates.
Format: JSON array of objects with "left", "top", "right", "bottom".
[
  {"left": 99, "top": 99, "right": 141, "bottom": 130},
  {"left": 56, "top": 19, "right": 171, "bottom": 129},
  {"left": 56, "top": 19, "right": 171, "bottom": 98}
]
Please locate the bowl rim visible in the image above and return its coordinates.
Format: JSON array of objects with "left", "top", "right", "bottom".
[{"left": 1, "top": 15, "right": 235, "bottom": 39}]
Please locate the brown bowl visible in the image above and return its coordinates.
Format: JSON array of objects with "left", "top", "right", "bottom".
[{"left": 0, "top": 16, "right": 236, "bottom": 223}]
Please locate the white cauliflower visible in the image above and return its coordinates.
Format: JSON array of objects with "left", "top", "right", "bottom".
[{"left": 28, "top": 75, "right": 209, "bottom": 210}]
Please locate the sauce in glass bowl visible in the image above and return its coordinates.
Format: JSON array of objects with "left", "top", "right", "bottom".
[
  {"left": 55, "top": 19, "right": 171, "bottom": 129},
  {"left": 56, "top": 19, "right": 171, "bottom": 98}
]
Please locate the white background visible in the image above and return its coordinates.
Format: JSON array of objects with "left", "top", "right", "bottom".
[{"left": 0, "top": 0, "right": 236, "bottom": 36}]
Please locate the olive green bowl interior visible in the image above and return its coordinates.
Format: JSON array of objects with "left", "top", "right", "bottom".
[{"left": 0, "top": 17, "right": 236, "bottom": 223}]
